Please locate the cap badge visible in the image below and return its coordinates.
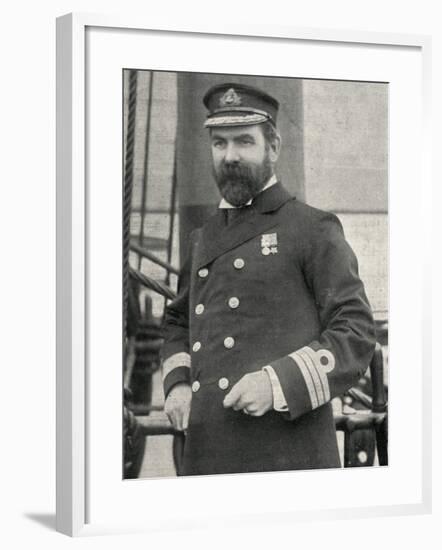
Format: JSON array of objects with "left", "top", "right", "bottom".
[{"left": 220, "top": 88, "right": 242, "bottom": 107}]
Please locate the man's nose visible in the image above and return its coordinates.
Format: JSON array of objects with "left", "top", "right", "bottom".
[{"left": 224, "top": 143, "right": 240, "bottom": 163}]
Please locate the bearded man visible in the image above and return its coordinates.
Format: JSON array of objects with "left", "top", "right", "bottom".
[{"left": 161, "top": 82, "right": 376, "bottom": 476}]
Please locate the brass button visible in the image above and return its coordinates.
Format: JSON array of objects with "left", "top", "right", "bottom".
[
  {"left": 195, "top": 304, "right": 205, "bottom": 315},
  {"left": 198, "top": 268, "right": 209, "bottom": 278},
  {"left": 192, "top": 341, "right": 201, "bottom": 352},
  {"left": 224, "top": 336, "right": 235, "bottom": 349},
  {"left": 192, "top": 381, "right": 200, "bottom": 393},
  {"left": 218, "top": 377, "right": 229, "bottom": 390},
  {"left": 233, "top": 258, "right": 245, "bottom": 269},
  {"left": 228, "top": 297, "right": 240, "bottom": 309}
]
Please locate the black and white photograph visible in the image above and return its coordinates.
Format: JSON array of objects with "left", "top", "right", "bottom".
[
  {"left": 1, "top": 0, "right": 438, "bottom": 545},
  {"left": 122, "top": 70, "right": 388, "bottom": 479}
]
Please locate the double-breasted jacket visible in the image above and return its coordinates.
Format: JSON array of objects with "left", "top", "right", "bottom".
[{"left": 161, "top": 182, "right": 376, "bottom": 475}]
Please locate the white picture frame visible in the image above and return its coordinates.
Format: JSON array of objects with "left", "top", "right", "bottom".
[{"left": 56, "top": 13, "right": 432, "bottom": 537}]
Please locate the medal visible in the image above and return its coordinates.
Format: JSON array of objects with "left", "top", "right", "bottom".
[{"left": 261, "top": 233, "right": 278, "bottom": 256}]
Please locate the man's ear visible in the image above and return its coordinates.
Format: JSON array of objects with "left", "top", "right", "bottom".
[{"left": 268, "top": 134, "right": 282, "bottom": 163}]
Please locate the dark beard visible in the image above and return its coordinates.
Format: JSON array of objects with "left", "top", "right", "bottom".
[{"left": 212, "top": 156, "right": 273, "bottom": 207}]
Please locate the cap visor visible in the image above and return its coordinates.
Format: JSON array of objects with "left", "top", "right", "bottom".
[{"left": 204, "top": 113, "right": 269, "bottom": 128}]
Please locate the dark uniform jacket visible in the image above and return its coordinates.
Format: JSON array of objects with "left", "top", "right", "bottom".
[{"left": 162, "top": 182, "right": 376, "bottom": 476}]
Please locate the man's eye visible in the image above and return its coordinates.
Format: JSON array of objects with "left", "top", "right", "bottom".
[
  {"left": 239, "top": 138, "right": 253, "bottom": 145},
  {"left": 212, "top": 141, "right": 225, "bottom": 148}
]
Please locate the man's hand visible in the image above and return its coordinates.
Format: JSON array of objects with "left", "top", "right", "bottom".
[
  {"left": 164, "top": 383, "right": 192, "bottom": 431},
  {"left": 223, "top": 370, "right": 273, "bottom": 416}
]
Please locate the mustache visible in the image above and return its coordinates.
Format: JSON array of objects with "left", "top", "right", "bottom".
[{"left": 217, "top": 161, "right": 254, "bottom": 180}]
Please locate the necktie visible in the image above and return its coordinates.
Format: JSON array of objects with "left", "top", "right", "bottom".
[{"left": 225, "top": 206, "right": 250, "bottom": 226}]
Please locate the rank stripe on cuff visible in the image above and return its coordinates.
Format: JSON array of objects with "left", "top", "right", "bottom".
[
  {"left": 298, "top": 350, "right": 325, "bottom": 406},
  {"left": 302, "top": 346, "right": 331, "bottom": 402},
  {"left": 162, "top": 351, "right": 191, "bottom": 381},
  {"left": 288, "top": 351, "right": 319, "bottom": 409},
  {"left": 288, "top": 346, "right": 334, "bottom": 409}
]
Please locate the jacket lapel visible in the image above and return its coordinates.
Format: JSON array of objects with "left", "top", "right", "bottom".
[{"left": 195, "top": 182, "right": 293, "bottom": 269}]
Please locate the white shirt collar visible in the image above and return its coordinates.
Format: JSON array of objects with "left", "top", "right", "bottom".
[{"left": 218, "top": 174, "right": 278, "bottom": 209}]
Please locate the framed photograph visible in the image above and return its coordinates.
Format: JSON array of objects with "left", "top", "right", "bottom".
[{"left": 56, "top": 13, "right": 431, "bottom": 536}]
